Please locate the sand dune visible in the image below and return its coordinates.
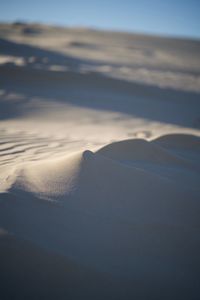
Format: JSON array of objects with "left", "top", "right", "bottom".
[
  {"left": 0, "top": 23, "right": 200, "bottom": 299},
  {"left": 1, "top": 135, "right": 200, "bottom": 299},
  {"left": 8, "top": 135, "right": 200, "bottom": 202}
]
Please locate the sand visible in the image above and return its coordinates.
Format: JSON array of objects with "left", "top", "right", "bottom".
[{"left": 0, "top": 23, "right": 200, "bottom": 299}]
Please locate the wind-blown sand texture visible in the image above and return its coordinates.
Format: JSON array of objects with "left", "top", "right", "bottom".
[{"left": 0, "top": 23, "right": 200, "bottom": 299}]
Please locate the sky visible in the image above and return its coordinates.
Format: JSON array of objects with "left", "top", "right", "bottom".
[{"left": 0, "top": 0, "right": 200, "bottom": 39}]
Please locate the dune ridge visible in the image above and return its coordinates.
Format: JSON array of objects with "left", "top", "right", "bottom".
[{"left": 7, "top": 134, "right": 199, "bottom": 200}]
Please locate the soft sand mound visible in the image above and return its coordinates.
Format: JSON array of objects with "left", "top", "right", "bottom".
[
  {"left": 0, "top": 135, "right": 199, "bottom": 300},
  {"left": 10, "top": 134, "right": 200, "bottom": 199},
  {"left": 5, "top": 135, "right": 198, "bottom": 231},
  {"left": 2, "top": 135, "right": 197, "bottom": 221}
]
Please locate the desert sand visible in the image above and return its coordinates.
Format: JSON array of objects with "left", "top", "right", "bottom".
[{"left": 0, "top": 23, "right": 200, "bottom": 299}]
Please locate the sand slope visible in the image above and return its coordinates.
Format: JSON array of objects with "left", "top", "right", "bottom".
[
  {"left": 1, "top": 135, "right": 200, "bottom": 299},
  {"left": 0, "top": 230, "right": 120, "bottom": 300},
  {"left": 0, "top": 24, "right": 200, "bottom": 299}
]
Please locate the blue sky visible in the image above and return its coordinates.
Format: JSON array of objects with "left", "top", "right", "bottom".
[{"left": 0, "top": 0, "right": 200, "bottom": 39}]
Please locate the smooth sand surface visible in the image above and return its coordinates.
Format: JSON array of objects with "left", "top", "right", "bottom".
[{"left": 0, "top": 23, "right": 200, "bottom": 299}]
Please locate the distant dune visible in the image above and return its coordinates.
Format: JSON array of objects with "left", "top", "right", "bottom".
[{"left": 0, "top": 23, "right": 200, "bottom": 299}]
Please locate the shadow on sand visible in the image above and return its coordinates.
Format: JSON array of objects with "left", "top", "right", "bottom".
[{"left": 0, "top": 38, "right": 200, "bottom": 128}]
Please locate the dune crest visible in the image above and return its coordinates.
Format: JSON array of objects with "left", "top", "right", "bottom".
[
  {"left": 8, "top": 135, "right": 199, "bottom": 197},
  {"left": 2, "top": 135, "right": 198, "bottom": 229}
]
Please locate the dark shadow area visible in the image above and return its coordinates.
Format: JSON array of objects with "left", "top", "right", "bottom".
[
  {"left": 0, "top": 38, "right": 200, "bottom": 128},
  {"left": 0, "top": 190, "right": 200, "bottom": 300},
  {"left": 0, "top": 38, "right": 83, "bottom": 70},
  {"left": 0, "top": 232, "right": 120, "bottom": 300},
  {"left": 1, "top": 229, "right": 200, "bottom": 300},
  {"left": 1, "top": 64, "right": 200, "bottom": 128}
]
